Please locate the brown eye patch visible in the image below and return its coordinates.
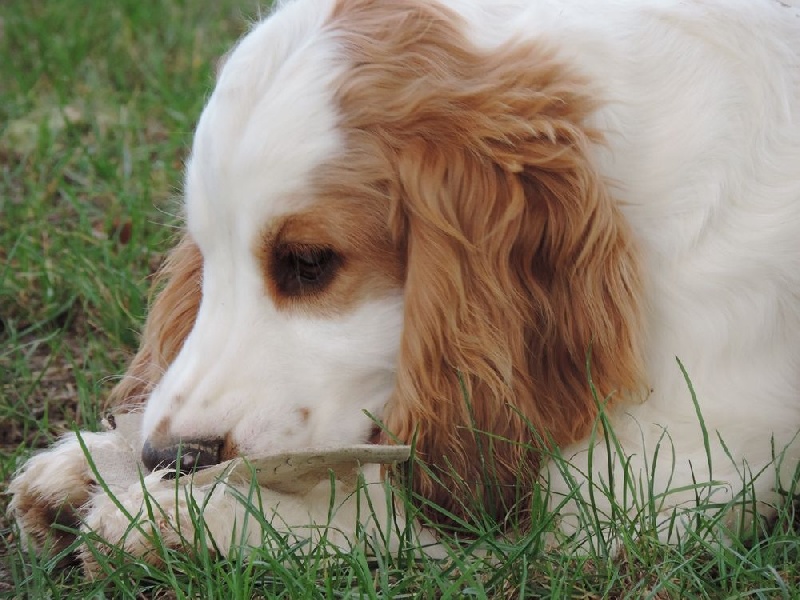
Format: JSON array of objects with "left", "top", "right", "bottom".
[
  {"left": 258, "top": 197, "right": 405, "bottom": 314},
  {"left": 271, "top": 244, "right": 343, "bottom": 297}
]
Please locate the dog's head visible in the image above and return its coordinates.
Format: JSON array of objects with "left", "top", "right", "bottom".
[{"left": 113, "top": 0, "right": 644, "bottom": 523}]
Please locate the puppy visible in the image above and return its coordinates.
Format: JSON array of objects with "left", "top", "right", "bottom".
[{"left": 10, "top": 0, "right": 800, "bottom": 567}]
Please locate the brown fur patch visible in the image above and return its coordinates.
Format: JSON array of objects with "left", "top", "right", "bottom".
[
  {"left": 323, "top": 0, "right": 646, "bottom": 526},
  {"left": 220, "top": 432, "right": 239, "bottom": 461},
  {"left": 149, "top": 416, "right": 172, "bottom": 444}
]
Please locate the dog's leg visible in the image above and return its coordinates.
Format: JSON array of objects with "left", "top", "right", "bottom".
[
  {"left": 78, "top": 463, "right": 443, "bottom": 575},
  {"left": 8, "top": 430, "right": 135, "bottom": 555}
]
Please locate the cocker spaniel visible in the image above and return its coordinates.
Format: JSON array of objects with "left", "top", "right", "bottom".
[{"left": 10, "top": 0, "right": 800, "bottom": 571}]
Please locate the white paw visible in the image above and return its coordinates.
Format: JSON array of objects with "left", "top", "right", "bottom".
[
  {"left": 77, "top": 474, "right": 262, "bottom": 575},
  {"left": 8, "top": 430, "right": 133, "bottom": 554}
]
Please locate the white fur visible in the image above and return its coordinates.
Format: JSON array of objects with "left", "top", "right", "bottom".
[{"left": 10, "top": 0, "right": 800, "bottom": 561}]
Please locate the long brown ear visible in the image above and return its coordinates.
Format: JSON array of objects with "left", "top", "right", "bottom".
[
  {"left": 331, "top": 0, "right": 645, "bottom": 526},
  {"left": 390, "top": 69, "right": 644, "bottom": 526},
  {"left": 105, "top": 234, "right": 202, "bottom": 410}
]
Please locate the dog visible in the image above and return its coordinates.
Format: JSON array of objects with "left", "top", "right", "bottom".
[{"left": 9, "top": 0, "right": 800, "bottom": 569}]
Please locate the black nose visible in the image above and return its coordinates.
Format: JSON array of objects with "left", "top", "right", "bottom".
[{"left": 141, "top": 437, "right": 224, "bottom": 474}]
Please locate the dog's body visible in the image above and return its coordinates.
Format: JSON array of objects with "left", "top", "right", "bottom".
[{"left": 10, "top": 0, "right": 800, "bottom": 566}]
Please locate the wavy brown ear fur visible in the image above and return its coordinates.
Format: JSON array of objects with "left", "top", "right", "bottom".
[
  {"left": 330, "top": 0, "right": 645, "bottom": 525},
  {"left": 105, "top": 235, "right": 201, "bottom": 410}
]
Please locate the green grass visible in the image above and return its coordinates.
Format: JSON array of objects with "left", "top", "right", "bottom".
[{"left": 2, "top": 1, "right": 800, "bottom": 598}]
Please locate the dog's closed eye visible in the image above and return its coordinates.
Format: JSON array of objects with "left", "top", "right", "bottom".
[{"left": 272, "top": 245, "right": 342, "bottom": 297}]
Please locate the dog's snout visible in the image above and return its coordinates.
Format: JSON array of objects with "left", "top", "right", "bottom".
[{"left": 141, "top": 437, "right": 224, "bottom": 474}]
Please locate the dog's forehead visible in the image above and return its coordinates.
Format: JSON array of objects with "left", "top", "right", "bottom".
[{"left": 184, "top": 0, "right": 345, "bottom": 247}]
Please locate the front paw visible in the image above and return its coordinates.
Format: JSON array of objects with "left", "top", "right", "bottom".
[
  {"left": 77, "top": 474, "right": 228, "bottom": 576},
  {"left": 8, "top": 431, "right": 131, "bottom": 554}
]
